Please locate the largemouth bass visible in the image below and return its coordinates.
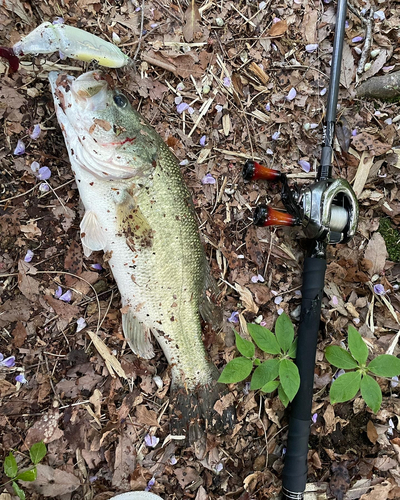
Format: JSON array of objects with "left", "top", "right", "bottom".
[{"left": 48, "top": 71, "right": 233, "bottom": 438}]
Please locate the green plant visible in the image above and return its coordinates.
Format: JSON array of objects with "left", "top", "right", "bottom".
[
  {"left": 379, "top": 218, "right": 400, "bottom": 263},
  {"left": 218, "top": 313, "right": 299, "bottom": 407},
  {"left": 326, "top": 325, "right": 400, "bottom": 413},
  {"left": 3, "top": 441, "right": 47, "bottom": 500}
]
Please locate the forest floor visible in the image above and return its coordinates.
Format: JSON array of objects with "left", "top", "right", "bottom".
[{"left": 1, "top": 0, "right": 400, "bottom": 499}]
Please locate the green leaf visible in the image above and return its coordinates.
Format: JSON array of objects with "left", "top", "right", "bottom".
[
  {"left": 4, "top": 451, "right": 18, "bottom": 478},
  {"left": 278, "top": 359, "right": 300, "bottom": 402},
  {"left": 234, "top": 331, "right": 255, "bottom": 358},
  {"left": 275, "top": 313, "right": 294, "bottom": 353},
  {"left": 12, "top": 482, "right": 26, "bottom": 500},
  {"left": 218, "top": 357, "right": 253, "bottom": 384},
  {"left": 325, "top": 345, "right": 358, "bottom": 369},
  {"left": 16, "top": 468, "right": 37, "bottom": 482},
  {"left": 368, "top": 355, "right": 400, "bottom": 377},
  {"left": 30, "top": 441, "right": 47, "bottom": 465},
  {"left": 330, "top": 371, "right": 361, "bottom": 404},
  {"left": 261, "top": 379, "right": 280, "bottom": 393},
  {"left": 288, "top": 338, "right": 297, "bottom": 359},
  {"left": 360, "top": 374, "right": 382, "bottom": 413},
  {"left": 250, "top": 359, "right": 279, "bottom": 390},
  {"left": 278, "top": 383, "right": 290, "bottom": 407},
  {"left": 248, "top": 323, "right": 281, "bottom": 354},
  {"left": 348, "top": 325, "right": 368, "bottom": 365}
]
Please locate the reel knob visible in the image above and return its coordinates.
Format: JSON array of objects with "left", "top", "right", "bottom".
[
  {"left": 243, "top": 160, "right": 283, "bottom": 182},
  {"left": 254, "top": 205, "right": 297, "bottom": 227}
]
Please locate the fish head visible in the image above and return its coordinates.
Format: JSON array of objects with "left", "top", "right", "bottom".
[{"left": 49, "top": 70, "right": 159, "bottom": 181}]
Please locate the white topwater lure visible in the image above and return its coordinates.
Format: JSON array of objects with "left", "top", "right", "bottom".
[{"left": 13, "top": 22, "right": 131, "bottom": 68}]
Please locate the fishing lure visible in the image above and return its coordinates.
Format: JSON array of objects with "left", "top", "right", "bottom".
[{"left": 13, "top": 22, "right": 131, "bottom": 68}]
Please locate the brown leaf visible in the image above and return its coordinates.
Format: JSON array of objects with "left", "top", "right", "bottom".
[
  {"left": 21, "top": 464, "right": 80, "bottom": 497},
  {"left": 245, "top": 226, "right": 264, "bottom": 267},
  {"left": 64, "top": 241, "right": 83, "bottom": 286},
  {"left": 352, "top": 132, "right": 392, "bottom": 156},
  {"left": 182, "top": 0, "right": 201, "bottom": 42},
  {"left": 44, "top": 295, "right": 80, "bottom": 319},
  {"left": 329, "top": 462, "right": 351, "bottom": 500},
  {"left": 0, "top": 379, "right": 15, "bottom": 397},
  {"left": 135, "top": 405, "right": 160, "bottom": 427},
  {"left": 174, "top": 467, "right": 200, "bottom": 488},
  {"left": 12, "top": 321, "right": 27, "bottom": 348},
  {"left": 364, "top": 233, "right": 387, "bottom": 276},
  {"left": 360, "top": 481, "right": 394, "bottom": 500},
  {"left": 25, "top": 408, "right": 62, "bottom": 448},
  {"left": 268, "top": 20, "right": 288, "bottom": 37},
  {"left": 18, "top": 260, "right": 40, "bottom": 302},
  {"left": 367, "top": 420, "right": 378, "bottom": 444},
  {"left": 340, "top": 42, "right": 355, "bottom": 89}
]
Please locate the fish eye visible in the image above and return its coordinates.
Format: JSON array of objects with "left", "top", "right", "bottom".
[{"left": 113, "top": 93, "right": 129, "bottom": 108}]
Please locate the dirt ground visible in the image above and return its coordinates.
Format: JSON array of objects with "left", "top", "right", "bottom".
[{"left": 1, "top": 0, "right": 400, "bottom": 499}]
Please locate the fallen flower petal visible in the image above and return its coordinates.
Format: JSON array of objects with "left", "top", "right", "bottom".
[
  {"left": 312, "top": 413, "right": 318, "bottom": 424},
  {"left": 179, "top": 159, "right": 189, "bottom": 166},
  {"left": 286, "top": 87, "right": 297, "bottom": 101},
  {"left": 55, "top": 286, "right": 63, "bottom": 298},
  {"left": 265, "top": 102, "right": 271, "bottom": 111},
  {"left": 228, "top": 311, "right": 239, "bottom": 323},
  {"left": 176, "top": 102, "right": 189, "bottom": 114},
  {"left": 0, "top": 356, "right": 16, "bottom": 368},
  {"left": 215, "top": 104, "right": 223, "bottom": 113},
  {"left": 145, "top": 477, "right": 156, "bottom": 492},
  {"left": 30, "top": 161, "right": 40, "bottom": 173},
  {"left": 305, "top": 44, "right": 318, "bottom": 53},
  {"left": 373, "top": 10, "right": 385, "bottom": 21},
  {"left": 29, "top": 124, "right": 41, "bottom": 140},
  {"left": 24, "top": 249, "right": 34, "bottom": 262},
  {"left": 144, "top": 434, "right": 159, "bottom": 447},
  {"left": 320, "top": 87, "right": 327, "bottom": 96},
  {"left": 170, "top": 455, "right": 177, "bottom": 465},
  {"left": 53, "top": 17, "right": 64, "bottom": 24},
  {"left": 352, "top": 36, "right": 363, "bottom": 43},
  {"left": 223, "top": 77, "right": 231, "bottom": 87},
  {"left": 277, "top": 308, "right": 284, "bottom": 315},
  {"left": 39, "top": 183, "right": 50, "bottom": 192},
  {"left": 274, "top": 296, "right": 283, "bottom": 305},
  {"left": 199, "top": 135, "right": 207, "bottom": 146},
  {"left": 91, "top": 263, "right": 103, "bottom": 270},
  {"left": 174, "top": 96, "right": 182, "bottom": 105},
  {"left": 374, "top": 284, "right": 385, "bottom": 295},
  {"left": 176, "top": 82, "right": 185, "bottom": 91},
  {"left": 15, "top": 374, "right": 28, "bottom": 384},
  {"left": 272, "top": 131, "right": 280, "bottom": 140},
  {"left": 215, "top": 463, "right": 223, "bottom": 472},
  {"left": 298, "top": 160, "right": 311, "bottom": 172},
  {"left": 14, "top": 139, "right": 25, "bottom": 155},
  {"left": 76, "top": 317, "right": 87, "bottom": 332},
  {"left": 391, "top": 376, "right": 399, "bottom": 388},
  {"left": 59, "top": 290, "right": 72, "bottom": 302},
  {"left": 37, "top": 166, "right": 51, "bottom": 180},
  {"left": 201, "top": 173, "right": 216, "bottom": 185}
]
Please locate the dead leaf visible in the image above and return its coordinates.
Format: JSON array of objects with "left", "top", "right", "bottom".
[
  {"left": 20, "top": 222, "right": 41, "bottom": 240},
  {"left": 235, "top": 283, "right": 259, "bottom": 314},
  {"left": 0, "top": 379, "right": 15, "bottom": 397},
  {"left": 112, "top": 426, "right": 137, "bottom": 488},
  {"left": 366, "top": 420, "right": 378, "bottom": 444},
  {"left": 360, "top": 481, "right": 394, "bottom": 500},
  {"left": 53, "top": 205, "right": 76, "bottom": 232},
  {"left": 174, "top": 467, "right": 200, "bottom": 488},
  {"left": 364, "top": 233, "right": 388, "bottom": 276},
  {"left": 329, "top": 462, "right": 351, "bottom": 500},
  {"left": 352, "top": 132, "right": 392, "bottom": 156},
  {"left": 12, "top": 320, "right": 27, "bottom": 348},
  {"left": 64, "top": 241, "right": 83, "bottom": 286},
  {"left": 373, "top": 456, "right": 397, "bottom": 471},
  {"left": 182, "top": 0, "right": 201, "bottom": 43},
  {"left": 268, "top": 20, "right": 288, "bottom": 37},
  {"left": 25, "top": 408, "right": 62, "bottom": 448},
  {"left": 44, "top": 294, "right": 80, "bottom": 319},
  {"left": 21, "top": 464, "right": 80, "bottom": 496},
  {"left": 353, "top": 152, "right": 375, "bottom": 198},
  {"left": 340, "top": 42, "right": 355, "bottom": 89},
  {"left": 18, "top": 260, "right": 40, "bottom": 302},
  {"left": 135, "top": 405, "right": 160, "bottom": 427}
]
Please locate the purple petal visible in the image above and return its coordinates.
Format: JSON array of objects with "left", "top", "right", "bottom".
[
  {"left": 286, "top": 88, "right": 297, "bottom": 101},
  {"left": 320, "top": 87, "right": 327, "bottom": 96},
  {"left": 352, "top": 36, "right": 363, "bottom": 43},
  {"left": 199, "top": 135, "right": 207, "bottom": 147},
  {"left": 352, "top": 129, "right": 357, "bottom": 136},
  {"left": 223, "top": 77, "right": 231, "bottom": 87},
  {"left": 53, "top": 17, "right": 64, "bottom": 24},
  {"left": 39, "top": 183, "right": 50, "bottom": 192},
  {"left": 260, "top": 321, "right": 267, "bottom": 327},
  {"left": 373, "top": 10, "right": 385, "bottom": 21},
  {"left": 374, "top": 284, "right": 385, "bottom": 295},
  {"left": 144, "top": 434, "right": 159, "bottom": 447},
  {"left": 76, "top": 317, "right": 87, "bottom": 332},
  {"left": 257, "top": 274, "right": 264, "bottom": 283},
  {"left": 1, "top": 356, "right": 15, "bottom": 368},
  {"left": 176, "top": 82, "right": 185, "bottom": 91},
  {"left": 59, "top": 51, "right": 66, "bottom": 60},
  {"left": 391, "top": 376, "right": 399, "bottom": 388},
  {"left": 215, "top": 104, "right": 223, "bottom": 113},
  {"left": 277, "top": 308, "right": 284, "bottom": 315},
  {"left": 201, "top": 173, "right": 216, "bottom": 185},
  {"left": 305, "top": 44, "right": 318, "bottom": 53},
  {"left": 187, "top": 107, "right": 194, "bottom": 115},
  {"left": 91, "top": 263, "right": 103, "bottom": 270},
  {"left": 59, "top": 290, "right": 72, "bottom": 302},
  {"left": 24, "top": 249, "right": 34, "bottom": 262},
  {"left": 383, "top": 66, "right": 395, "bottom": 72},
  {"left": 274, "top": 296, "right": 283, "bottom": 305},
  {"left": 29, "top": 124, "right": 41, "bottom": 140},
  {"left": 265, "top": 103, "right": 270, "bottom": 111},
  {"left": 298, "top": 160, "right": 310, "bottom": 172},
  {"left": 55, "top": 286, "right": 63, "bottom": 298},
  {"left": 145, "top": 477, "right": 156, "bottom": 492},
  {"left": 150, "top": 23, "right": 158, "bottom": 29},
  {"left": 228, "top": 311, "right": 239, "bottom": 323},
  {"left": 251, "top": 275, "right": 259, "bottom": 283},
  {"left": 170, "top": 455, "right": 177, "bottom": 465},
  {"left": 272, "top": 131, "right": 280, "bottom": 140},
  {"left": 37, "top": 166, "right": 51, "bottom": 180},
  {"left": 15, "top": 374, "right": 28, "bottom": 384},
  {"left": 176, "top": 102, "right": 189, "bottom": 114},
  {"left": 174, "top": 96, "right": 182, "bottom": 105},
  {"left": 332, "top": 296, "right": 339, "bottom": 305},
  {"left": 180, "top": 159, "right": 189, "bottom": 166},
  {"left": 30, "top": 161, "right": 40, "bottom": 173},
  {"left": 215, "top": 463, "right": 223, "bottom": 472},
  {"left": 312, "top": 413, "right": 318, "bottom": 424},
  {"left": 13, "top": 139, "right": 25, "bottom": 155}
]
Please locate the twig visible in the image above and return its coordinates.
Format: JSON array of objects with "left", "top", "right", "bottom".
[
  {"left": 357, "top": 8, "right": 374, "bottom": 75},
  {"left": 133, "top": 0, "right": 145, "bottom": 62}
]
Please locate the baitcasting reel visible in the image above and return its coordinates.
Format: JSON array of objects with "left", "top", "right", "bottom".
[{"left": 243, "top": 160, "right": 359, "bottom": 245}]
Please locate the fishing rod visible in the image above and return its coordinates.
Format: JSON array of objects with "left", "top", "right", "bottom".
[{"left": 243, "top": 0, "right": 359, "bottom": 497}]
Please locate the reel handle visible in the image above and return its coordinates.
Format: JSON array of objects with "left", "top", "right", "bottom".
[
  {"left": 243, "top": 160, "right": 283, "bottom": 182},
  {"left": 254, "top": 205, "right": 297, "bottom": 227}
]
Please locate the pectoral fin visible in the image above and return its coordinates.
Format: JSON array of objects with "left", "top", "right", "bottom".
[
  {"left": 80, "top": 210, "right": 107, "bottom": 257},
  {"left": 122, "top": 309, "right": 155, "bottom": 359}
]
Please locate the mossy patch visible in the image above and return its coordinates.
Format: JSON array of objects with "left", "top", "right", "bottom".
[{"left": 379, "top": 218, "right": 400, "bottom": 262}]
